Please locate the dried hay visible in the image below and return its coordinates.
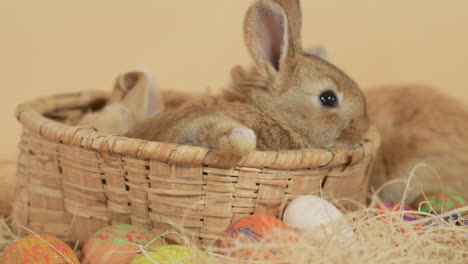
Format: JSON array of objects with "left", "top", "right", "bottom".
[
  {"left": 0, "top": 217, "right": 16, "bottom": 255},
  {"left": 0, "top": 164, "right": 467, "bottom": 263}
]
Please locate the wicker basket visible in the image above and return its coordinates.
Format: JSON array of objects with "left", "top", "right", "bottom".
[{"left": 11, "top": 91, "right": 380, "bottom": 247}]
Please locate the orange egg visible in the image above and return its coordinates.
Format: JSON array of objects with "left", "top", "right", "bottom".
[
  {"left": 216, "top": 215, "right": 297, "bottom": 261},
  {"left": 1, "top": 234, "right": 79, "bottom": 264}
]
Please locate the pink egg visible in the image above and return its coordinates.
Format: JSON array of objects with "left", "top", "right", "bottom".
[{"left": 81, "top": 224, "right": 164, "bottom": 264}]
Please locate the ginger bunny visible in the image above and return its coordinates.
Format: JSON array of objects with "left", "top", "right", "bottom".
[
  {"left": 365, "top": 85, "right": 468, "bottom": 201},
  {"left": 128, "top": 0, "right": 370, "bottom": 156},
  {"left": 79, "top": 69, "right": 163, "bottom": 135}
]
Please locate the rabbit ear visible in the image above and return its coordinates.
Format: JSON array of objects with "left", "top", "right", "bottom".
[
  {"left": 244, "top": 0, "right": 302, "bottom": 73},
  {"left": 112, "top": 69, "right": 164, "bottom": 122},
  {"left": 227, "top": 65, "right": 246, "bottom": 90},
  {"left": 280, "top": 0, "right": 303, "bottom": 49}
]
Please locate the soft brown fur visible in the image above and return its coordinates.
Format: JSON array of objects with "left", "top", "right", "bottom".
[
  {"left": 366, "top": 85, "right": 468, "bottom": 201},
  {"left": 129, "top": 0, "right": 369, "bottom": 156},
  {"left": 79, "top": 69, "right": 163, "bottom": 135},
  {"left": 160, "top": 90, "right": 209, "bottom": 111}
]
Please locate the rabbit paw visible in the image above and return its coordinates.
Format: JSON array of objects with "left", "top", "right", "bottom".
[{"left": 218, "top": 127, "right": 257, "bottom": 156}]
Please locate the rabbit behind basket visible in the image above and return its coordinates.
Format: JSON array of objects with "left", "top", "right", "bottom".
[
  {"left": 128, "top": 0, "right": 370, "bottom": 156},
  {"left": 366, "top": 85, "right": 468, "bottom": 201},
  {"left": 78, "top": 69, "right": 164, "bottom": 135}
]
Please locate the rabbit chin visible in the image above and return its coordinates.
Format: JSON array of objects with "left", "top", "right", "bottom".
[
  {"left": 332, "top": 141, "right": 361, "bottom": 148},
  {"left": 322, "top": 142, "right": 336, "bottom": 149},
  {"left": 324, "top": 134, "right": 360, "bottom": 149}
]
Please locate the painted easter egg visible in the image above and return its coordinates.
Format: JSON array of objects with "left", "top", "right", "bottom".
[
  {"left": 80, "top": 224, "right": 164, "bottom": 264},
  {"left": 412, "top": 189, "right": 466, "bottom": 221},
  {"left": 130, "top": 245, "right": 214, "bottom": 264},
  {"left": 216, "top": 215, "right": 297, "bottom": 261},
  {"left": 1, "top": 234, "right": 79, "bottom": 264},
  {"left": 373, "top": 201, "right": 424, "bottom": 232},
  {"left": 374, "top": 201, "right": 424, "bottom": 221},
  {"left": 282, "top": 195, "right": 354, "bottom": 243}
]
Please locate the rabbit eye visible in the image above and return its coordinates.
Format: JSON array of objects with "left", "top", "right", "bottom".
[{"left": 319, "top": 90, "right": 338, "bottom": 108}]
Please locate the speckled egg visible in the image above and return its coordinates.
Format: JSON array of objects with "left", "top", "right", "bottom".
[
  {"left": 80, "top": 224, "right": 164, "bottom": 264},
  {"left": 130, "top": 245, "right": 213, "bottom": 264},
  {"left": 412, "top": 189, "right": 466, "bottom": 221},
  {"left": 282, "top": 195, "right": 354, "bottom": 243},
  {"left": 216, "top": 215, "right": 297, "bottom": 261},
  {"left": 375, "top": 201, "right": 424, "bottom": 221},
  {"left": 373, "top": 201, "right": 424, "bottom": 232},
  {"left": 1, "top": 234, "right": 79, "bottom": 264}
]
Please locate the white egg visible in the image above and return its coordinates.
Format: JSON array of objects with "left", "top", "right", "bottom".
[{"left": 282, "top": 195, "right": 354, "bottom": 243}]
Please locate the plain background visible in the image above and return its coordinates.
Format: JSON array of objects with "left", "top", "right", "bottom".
[{"left": 1, "top": 0, "right": 467, "bottom": 161}]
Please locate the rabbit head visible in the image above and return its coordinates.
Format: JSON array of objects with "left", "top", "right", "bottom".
[
  {"left": 79, "top": 69, "right": 163, "bottom": 135},
  {"left": 232, "top": 0, "right": 369, "bottom": 148}
]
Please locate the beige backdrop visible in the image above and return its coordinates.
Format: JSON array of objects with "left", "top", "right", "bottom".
[{"left": 1, "top": 0, "right": 468, "bottom": 161}]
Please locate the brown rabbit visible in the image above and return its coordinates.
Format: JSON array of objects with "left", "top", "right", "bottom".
[
  {"left": 365, "top": 85, "right": 468, "bottom": 201},
  {"left": 128, "top": 0, "right": 370, "bottom": 156},
  {"left": 79, "top": 69, "right": 164, "bottom": 135}
]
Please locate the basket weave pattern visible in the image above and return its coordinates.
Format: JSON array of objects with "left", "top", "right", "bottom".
[{"left": 12, "top": 91, "right": 380, "bottom": 246}]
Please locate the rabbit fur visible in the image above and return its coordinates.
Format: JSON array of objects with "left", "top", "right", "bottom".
[
  {"left": 128, "top": 0, "right": 370, "bottom": 156},
  {"left": 79, "top": 69, "right": 164, "bottom": 135},
  {"left": 366, "top": 85, "right": 468, "bottom": 201}
]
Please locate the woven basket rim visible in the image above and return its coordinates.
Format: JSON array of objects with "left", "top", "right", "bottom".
[{"left": 15, "top": 90, "right": 381, "bottom": 170}]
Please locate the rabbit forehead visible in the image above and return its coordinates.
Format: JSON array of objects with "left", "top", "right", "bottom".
[
  {"left": 299, "top": 78, "right": 339, "bottom": 95},
  {"left": 293, "top": 54, "right": 358, "bottom": 91},
  {"left": 288, "top": 61, "right": 366, "bottom": 117}
]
